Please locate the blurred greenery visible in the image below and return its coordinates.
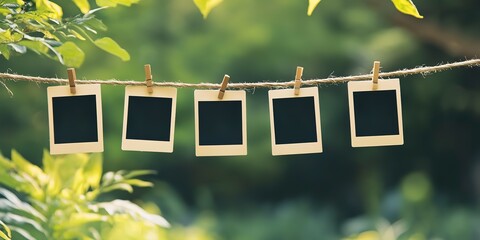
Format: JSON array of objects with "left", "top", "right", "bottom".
[
  {"left": 0, "top": 150, "right": 169, "bottom": 239},
  {"left": 1, "top": 0, "right": 480, "bottom": 239}
]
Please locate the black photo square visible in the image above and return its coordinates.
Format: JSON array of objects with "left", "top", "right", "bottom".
[
  {"left": 53, "top": 95, "right": 98, "bottom": 144},
  {"left": 198, "top": 101, "right": 243, "bottom": 145},
  {"left": 353, "top": 90, "right": 399, "bottom": 137},
  {"left": 126, "top": 96, "right": 172, "bottom": 141},
  {"left": 273, "top": 97, "right": 317, "bottom": 144},
  {"left": 268, "top": 87, "right": 323, "bottom": 155}
]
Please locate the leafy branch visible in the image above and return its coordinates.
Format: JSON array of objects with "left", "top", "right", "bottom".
[{"left": 0, "top": 0, "right": 136, "bottom": 67}]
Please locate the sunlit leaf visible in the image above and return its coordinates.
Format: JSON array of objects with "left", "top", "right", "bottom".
[
  {"left": 0, "top": 231, "right": 10, "bottom": 240},
  {"left": 123, "top": 179, "right": 153, "bottom": 188},
  {"left": 0, "top": 44, "right": 9, "bottom": 60},
  {"left": 94, "top": 37, "right": 130, "bottom": 61},
  {"left": 56, "top": 213, "right": 108, "bottom": 229},
  {"left": 307, "top": 0, "right": 321, "bottom": 16},
  {"left": 84, "top": 7, "right": 109, "bottom": 18},
  {"left": 391, "top": 0, "right": 423, "bottom": 19},
  {"left": 0, "top": 154, "right": 13, "bottom": 169},
  {"left": 0, "top": 220, "right": 11, "bottom": 239},
  {"left": 55, "top": 41, "right": 85, "bottom": 67},
  {"left": 68, "top": 29, "right": 86, "bottom": 41},
  {"left": 83, "top": 153, "right": 103, "bottom": 189},
  {"left": 11, "top": 150, "right": 45, "bottom": 182},
  {"left": 102, "top": 183, "right": 134, "bottom": 193},
  {"left": 0, "top": 30, "right": 21, "bottom": 44},
  {"left": 36, "top": 0, "right": 63, "bottom": 19},
  {"left": 193, "top": 0, "right": 223, "bottom": 19},
  {"left": 72, "top": 0, "right": 90, "bottom": 14}
]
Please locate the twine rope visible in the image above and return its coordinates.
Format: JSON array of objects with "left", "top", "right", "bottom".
[{"left": 0, "top": 59, "right": 479, "bottom": 92}]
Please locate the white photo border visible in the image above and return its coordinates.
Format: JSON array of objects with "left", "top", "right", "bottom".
[
  {"left": 268, "top": 87, "right": 323, "bottom": 156},
  {"left": 121, "top": 86, "right": 177, "bottom": 153},
  {"left": 194, "top": 90, "right": 247, "bottom": 157},
  {"left": 348, "top": 79, "right": 404, "bottom": 147},
  {"left": 47, "top": 84, "right": 103, "bottom": 155}
]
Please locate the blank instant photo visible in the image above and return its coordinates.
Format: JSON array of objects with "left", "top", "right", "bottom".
[
  {"left": 47, "top": 84, "right": 103, "bottom": 154},
  {"left": 194, "top": 90, "right": 247, "bottom": 157},
  {"left": 268, "top": 87, "right": 323, "bottom": 155},
  {"left": 348, "top": 79, "right": 404, "bottom": 147},
  {"left": 122, "top": 86, "right": 177, "bottom": 152}
]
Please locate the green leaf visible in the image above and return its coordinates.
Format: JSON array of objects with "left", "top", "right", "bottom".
[
  {"left": 0, "top": 231, "right": 10, "bottom": 240},
  {"left": 307, "top": 0, "right": 321, "bottom": 16},
  {"left": 19, "top": 41, "right": 49, "bottom": 55},
  {"left": 0, "top": 213, "right": 46, "bottom": 235},
  {"left": 0, "top": 154, "right": 13, "bottom": 170},
  {"left": 35, "top": 0, "right": 63, "bottom": 19},
  {"left": 0, "top": 220, "right": 11, "bottom": 239},
  {"left": 101, "top": 183, "right": 134, "bottom": 193},
  {"left": 83, "top": 153, "right": 103, "bottom": 189},
  {"left": 123, "top": 179, "right": 153, "bottom": 188},
  {"left": 11, "top": 150, "right": 45, "bottom": 181},
  {"left": 123, "top": 170, "right": 156, "bottom": 179},
  {"left": 55, "top": 213, "right": 107, "bottom": 229},
  {"left": 94, "top": 37, "right": 130, "bottom": 61},
  {"left": 85, "top": 18, "right": 108, "bottom": 32},
  {"left": 68, "top": 29, "right": 86, "bottom": 41},
  {"left": 55, "top": 41, "right": 85, "bottom": 68},
  {"left": 193, "top": 0, "right": 223, "bottom": 19},
  {"left": 43, "top": 153, "right": 90, "bottom": 195},
  {"left": 72, "top": 0, "right": 90, "bottom": 14},
  {"left": 391, "top": 0, "right": 423, "bottom": 19},
  {"left": 8, "top": 226, "right": 36, "bottom": 240},
  {"left": 0, "top": 45, "right": 11, "bottom": 60},
  {"left": 0, "top": 188, "right": 47, "bottom": 222}
]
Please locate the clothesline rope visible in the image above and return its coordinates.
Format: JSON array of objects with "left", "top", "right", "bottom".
[{"left": 0, "top": 59, "right": 479, "bottom": 94}]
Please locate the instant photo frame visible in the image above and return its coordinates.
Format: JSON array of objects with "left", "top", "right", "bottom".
[
  {"left": 268, "top": 87, "right": 323, "bottom": 155},
  {"left": 194, "top": 90, "right": 247, "bottom": 157},
  {"left": 348, "top": 79, "right": 404, "bottom": 147},
  {"left": 121, "top": 86, "right": 177, "bottom": 152},
  {"left": 47, "top": 84, "right": 103, "bottom": 154}
]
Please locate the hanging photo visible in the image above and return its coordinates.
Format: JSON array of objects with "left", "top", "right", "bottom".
[
  {"left": 47, "top": 84, "right": 103, "bottom": 154},
  {"left": 348, "top": 79, "right": 404, "bottom": 147},
  {"left": 194, "top": 90, "right": 247, "bottom": 156},
  {"left": 268, "top": 87, "right": 323, "bottom": 155},
  {"left": 121, "top": 86, "right": 177, "bottom": 152}
]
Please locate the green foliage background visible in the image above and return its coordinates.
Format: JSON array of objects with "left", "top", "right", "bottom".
[{"left": 1, "top": 0, "right": 480, "bottom": 239}]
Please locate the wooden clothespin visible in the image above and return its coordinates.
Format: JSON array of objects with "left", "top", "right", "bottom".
[
  {"left": 67, "top": 68, "right": 76, "bottom": 94},
  {"left": 372, "top": 61, "right": 380, "bottom": 90},
  {"left": 218, "top": 74, "right": 230, "bottom": 99},
  {"left": 294, "top": 66, "right": 303, "bottom": 95},
  {"left": 145, "top": 64, "right": 153, "bottom": 94}
]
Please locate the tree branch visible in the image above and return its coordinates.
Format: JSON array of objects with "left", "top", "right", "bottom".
[{"left": 368, "top": 0, "right": 480, "bottom": 58}]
